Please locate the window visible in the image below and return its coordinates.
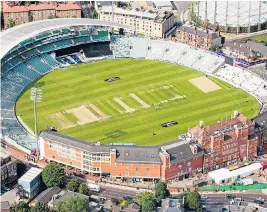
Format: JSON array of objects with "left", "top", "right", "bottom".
[{"left": 52, "top": 156, "right": 55, "bottom": 159}]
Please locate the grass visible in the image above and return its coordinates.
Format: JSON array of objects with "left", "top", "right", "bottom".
[
  {"left": 252, "top": 34, "right": 267, "bottom": 42},
  {"left": 16, "top": 59, "right": 261, "bottom": 146}
]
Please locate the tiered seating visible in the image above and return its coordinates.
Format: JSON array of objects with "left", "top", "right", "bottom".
[
  {"left": 9, "top": 55, "right": 23, "bottom": 67},
  {"left": 1, "top": 110, "right": 17, "bottom": 120},
  {"left": 110, "top": 36, "right": 131, "bottom": 58},
  {"left": 35, "top": 32, "right": 52, "bottom": 40},
  {"left": 1, "top": 100, "right": 15, "bottom": 110},
  {"left": 130, "top": 37, "right": 148, "bottom": 58},
  {"left": 61, "top": 56, "right": 75, "bottom": 64},
  {"left": 1, "top": 62, "right": 13, "bottom": 73},
  {"left": 54, "top": 39, "right": 73, "bottom": 48},
  {"left": 192, "top": 53, "right": 224, "bottom": 74},
  {"left": 162, "top": 43, "right": 189, "bottom": 63},
  {"left": 73, "top": 36, "right": 91, "bottom": 44},
  {"left": 27, "top": 56, "right": 51, "bottom": 74},
  {"left": 37, "top": 43, "right": 55, "bottom": 53},
  {"left": 177, "top": 47, "right": 202, "bottom": 67},
  {"left": 146, "top": 41, "right": 167, "bottom": 60},
  {"left": 70, "top": 54, "right": 82, "bottom": 63},
  {"left": 21, "top": 48, "right": 39, "bottom": 59},
  {"left": 1, "top": 81, "right": 24, "bottom": 98},
  {"left": 2, "top": 69, "right": 31, "bottom": 87},
  {"left": 215, "top": 65, "right": 267, "bottom": 104},
  {"left": 92, "top": 30, "right": 109, "bottom": 41},
  {"left": 14, "top": 63, "right": 41, "bottom": 79},
  {"left": 80, "top": 30, "right": 90, "bottom": 35},
  {"left": 56, "top": 57, "right": 67, "bottom": 65},
  {"left": 41, "top": 54, "right": 58, "bottom": 67}
]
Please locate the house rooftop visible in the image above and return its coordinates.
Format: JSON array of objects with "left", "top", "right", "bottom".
[
  {"left": 18, "top": 167, "right": 42, "bottom": 183},
  {"left": 178, "top": 24, "right": 219, "bottom": 40}
]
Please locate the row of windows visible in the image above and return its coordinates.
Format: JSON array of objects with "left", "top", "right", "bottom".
[
  {"left": 83, "top": 165, "right": 100, "bottom": 172},
  {"left": 49, "top": 142, "right": 76, "bottom": 160},
  {"left": 125, "top": 172, "right": 151, "bottom": 177},
  {"left": 223, "top": 142, "right": 238, "bottom": 150},
  {"left": 83, "top": 153, "right": 110, "bottom": 162},
  {"left": 222, "top": 147, "right": 239, "bottom": 156},
  {"left": 125, "top": 167, "right": 150, "bottom": 171}
]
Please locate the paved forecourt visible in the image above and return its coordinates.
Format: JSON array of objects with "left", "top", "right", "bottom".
[{"left": 16, "top": 59, "right": 260, "bottom": 146}]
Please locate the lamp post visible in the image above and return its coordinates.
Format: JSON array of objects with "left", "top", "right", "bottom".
[{"left": 30, "top": 87, "right": 43, "bottom": 159}]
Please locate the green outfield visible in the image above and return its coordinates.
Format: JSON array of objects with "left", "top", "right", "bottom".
[{"left": 16, "top": 59, "right": 260, "bottom": 146}]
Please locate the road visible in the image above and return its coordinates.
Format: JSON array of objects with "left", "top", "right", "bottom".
[
  {"left": 99, "top": 185, "right": 137, "bottom": 200},
  {"left": 81, "top": 1, "right": 93, "bottom": 18},
  {"left": 65, "top": 176, "right": 138, "bottom": 200}
]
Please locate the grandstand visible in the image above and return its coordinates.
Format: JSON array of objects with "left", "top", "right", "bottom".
[{"left": 1, "top": 18, "right": 267, "bottom": 155}]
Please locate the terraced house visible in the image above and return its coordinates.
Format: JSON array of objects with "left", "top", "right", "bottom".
[
  {"left": 38, "top": 111, "right": 258, "bottom": 182},
  {"left": 2, "top": 1, "right": 81, "bottom": 29}
]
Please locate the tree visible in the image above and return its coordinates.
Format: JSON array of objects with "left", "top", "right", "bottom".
[
  {"left": 136, "top": 192, "right": 156, "bottom": 212},
  {"left": 7, "top": 18, "right": 15, "bottom": 28},
  {"left": 10, "top": 201, "right": 29, "bottom": 212},
  {"left": 67, "top": 178, "right": 80, "bottom": 192},
  {"left": 142, "top": 199, "right": 156, "bottom": 212},
  {"left": 185, "top": 191, "right": 202, "bottom": 211},
  {"left": 56, "top": 196, "right": 90, "bottom": 212},
  {"left": 29, "top": 12, "right": 33, "bottom": 22},
  {"left": 155, "top": 182, "right": 170, "bottom": 201},
  {"left": 111, "top": 197, "right": 120, "bottom": 206},
  {"left": 79, "top": 183, "right": 89, "bottom": 195},
  {"left": 31, "top": 202, "right": 52, "bottom": 212},
  {"left": 121, "top": 200, "right": 131, "bottom": 208},
  {"left": 42, "top": 163, "right": 64, "bottom": 187},
  {"left": 136, "top": 192, "right": 155, "bottom": 205}
]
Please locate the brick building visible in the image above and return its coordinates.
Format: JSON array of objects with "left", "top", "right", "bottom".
[
  {"left": 2, "top": 1, "right": 81, "bottom": 29},
  {"left": 254, "top": 111, "right": 267, "bottom": 150},
  {"left": 3, "top": 111, "right": 259, "bottom": 182},
  {"left": 173, "top": 24, "right": 222, "bottom": 50},
  {"left": 222, "top": 40, "right": 267, "bottom": 66},
  {"left": 189, "top": 111, "right": 258, "bottom": 173}
]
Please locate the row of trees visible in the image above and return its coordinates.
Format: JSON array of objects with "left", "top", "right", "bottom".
[
  {"left": 11, "top": 196, "right": 90, "bottom": 212},
  {"left": 67, "top": 178, "right": 88, "bottom": 195},
  {"left": 136, "top": 182, "right": 170, "bottom": 212},
  {"left": 11, "top": 202, "right": 52, "bottom": 212},
  {"left": 136, "top": 183, "right": 202, "bottom": 212}
]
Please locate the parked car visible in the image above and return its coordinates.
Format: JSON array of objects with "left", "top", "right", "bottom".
[
  {"left": 254, "top": 197, "right": 264, "bottom": 204},
  {"left": 123, "top": 196, "right": 132, "bottom": 200},
  {"left": 226, "top": 194, "right": 236, "bottom": 199},
  {"left": 99, "top": 197, "right": 106, "bottom": 204},
  {"left": 2, "top": 186, "right": 10, "bottom": 192},
  {"left": 201, "top": 195, "right": 208, "bottom": 199}
]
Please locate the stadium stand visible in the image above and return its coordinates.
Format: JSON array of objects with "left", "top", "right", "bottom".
[
  {"left": 110, "top": 36, "right": 131, "bottom": 58},
  {"left": 1, "top": 20, "right": 266, "bottom": 156},
  {"left": 146, "top": 40, "right": 167, "bottom": 60},
  {"left": 130, "top": 37, "right": 148, "bottom": 58}
]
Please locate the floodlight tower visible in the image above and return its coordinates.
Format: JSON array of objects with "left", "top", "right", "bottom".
[{"left": 30, "top": 87, "right": 43, "bottom": 159}]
